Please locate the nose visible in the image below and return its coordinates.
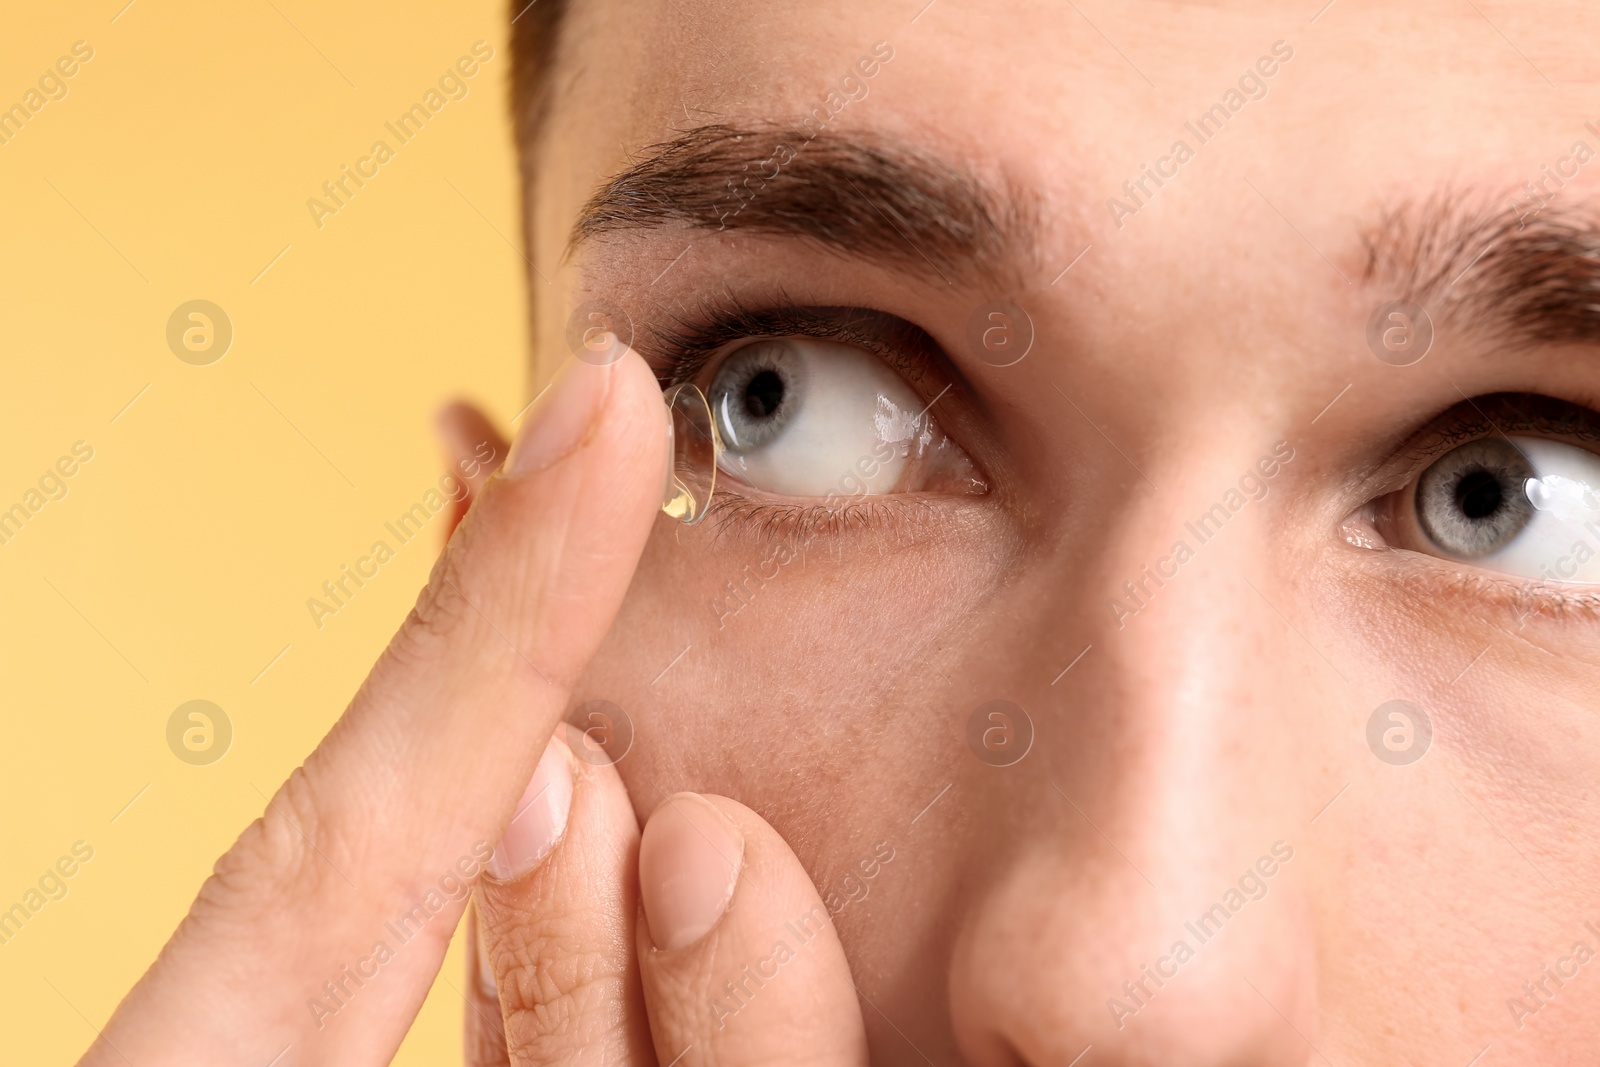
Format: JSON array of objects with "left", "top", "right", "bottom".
[{"left": 947, "top": 468, "right": 1324, "bottom": 1066}]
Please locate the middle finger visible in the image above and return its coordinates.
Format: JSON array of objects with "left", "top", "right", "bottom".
[{"left": 476, "top": 727, "right": 653, "bottom": 1064}]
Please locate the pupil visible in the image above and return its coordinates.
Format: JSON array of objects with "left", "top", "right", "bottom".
[
  {"left": 1455, "top": 469, "right": 1504, "bottom": 520},
  {"left": 743, "top": 369, "right": 785, "bottom": 419}
]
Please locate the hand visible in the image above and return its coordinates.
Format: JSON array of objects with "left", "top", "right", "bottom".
[
  {"left": 79, "top": 347, "right": 860, "bottom": 1066},
  {"left": 463, "top": 740, "right": 869, "bottom": 1065},
  {"left": 444, "top": 388, "right": 871, "bottom": 1065}
]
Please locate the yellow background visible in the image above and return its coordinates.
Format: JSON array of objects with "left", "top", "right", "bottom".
[{"left": 1, "top": 1, "right": 526, "bottom": 1060}]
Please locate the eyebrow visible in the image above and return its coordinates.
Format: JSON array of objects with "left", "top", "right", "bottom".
[
  {"left": 1361, "top": 193, "right": 1600, "bottom": 347},
  {"left": 567, "top": 124, "right": 1035, "bottom": 284}
]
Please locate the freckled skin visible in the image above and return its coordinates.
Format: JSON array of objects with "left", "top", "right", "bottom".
[{"left": 526, "top": 2, "right": 1600, "bottom": 1062}]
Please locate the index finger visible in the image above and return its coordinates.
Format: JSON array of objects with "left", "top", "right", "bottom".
[{"left": 88, "top": 350, "right": 667, "bottom": 1065}]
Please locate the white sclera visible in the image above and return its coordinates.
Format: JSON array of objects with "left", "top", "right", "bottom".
[
  {"left": 1485, "top": 436, "right": 1600, "bottom": 583},
  {"left": 716, "top": 339, "right": 931, "bottom": 498}
]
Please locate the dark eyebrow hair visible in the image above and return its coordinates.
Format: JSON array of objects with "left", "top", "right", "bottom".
[
  {"left": 567, "top": 124, "right": 1036, "bottom": 284},
  {"left": 1361, "top": 193, "right": 1600, "bottom": 347}
]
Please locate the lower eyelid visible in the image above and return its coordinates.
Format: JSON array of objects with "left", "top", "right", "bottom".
[
  {"left": 1356, "top": 536, "right": 1600, "bottom": 626},
  {"left": 700, "top": 490, "right": 966, "bottom": 547},
  {"left": 1349, "top": 484, "right": 1600, "bottom": 621},
  {"left": 1441, "top": 572, "right": 1600, "bottom": 625}
]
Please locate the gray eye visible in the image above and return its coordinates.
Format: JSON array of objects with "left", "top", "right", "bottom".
[
  {"left": 708, "top": 340, "right": 808, "bottom": 452},
  {"left": 1415, "top": 437, "right": 1535, "bottom": 559},
  {"left": 693, "top": 335, "right": 979, "bottom": 500}
]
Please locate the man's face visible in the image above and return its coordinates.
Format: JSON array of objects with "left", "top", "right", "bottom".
[{"left": 525, "top": 2, "right": 1600, "bottom": 1061}]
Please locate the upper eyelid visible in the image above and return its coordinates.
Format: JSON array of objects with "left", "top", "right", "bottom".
[
  {"left": 641, "top": 301, "right": 946, "bottom": 394},
  {"left": 1418, "top": 394, "right": 1600, "bottom": 464},
  {"left": 1357, "top": 393, "right": 1600, "bottom": 499}
]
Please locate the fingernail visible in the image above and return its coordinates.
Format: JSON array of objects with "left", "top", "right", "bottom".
[
  {"left": 639, "top": 792, "right": 743, "bottom": 951},
  {"left": 487, "top": 737, "right": 573, "bottom": 880},
  {"left": 505, "top": 356, "right": 616, "bottom": 477}
]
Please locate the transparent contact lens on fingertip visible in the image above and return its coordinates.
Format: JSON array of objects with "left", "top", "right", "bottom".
[{"left": 661, "top": 383, "right": 722, "bottom": 525}]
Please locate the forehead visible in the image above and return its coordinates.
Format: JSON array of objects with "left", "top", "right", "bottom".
[{"left": 538, "top": 0, "right": 1600, "bottom": 249}]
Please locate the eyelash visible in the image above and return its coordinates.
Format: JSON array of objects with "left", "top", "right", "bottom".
[
  {"left": 641, "top": 296, "right": 962, "bottom": 540},
  {"left": 643, "top": 302, "right": 1600, "bottom": 621},
  {"left": 700, "top": 496, "right": 944, "bottom": 548},
  {"left": 1359, "top": 392, "right": 1600, "bottom": 501},
  {"left": 1406, "top": 393, "right": 1600, "bottom": 459},
  {"left": 641, "top": 293, "right": 943, "bottom": 390},
  {"left": 1391, "top": 562, "right": 1600, "bottom": 627}
]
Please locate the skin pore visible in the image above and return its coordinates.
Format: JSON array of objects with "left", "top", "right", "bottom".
[{"left": 507, "top": 0, "right": 1600, "bottom": 1063}]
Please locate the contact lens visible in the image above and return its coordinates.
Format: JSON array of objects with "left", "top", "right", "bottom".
[{"left": 661, "top": 383, "right": 722, "bottom": 524}]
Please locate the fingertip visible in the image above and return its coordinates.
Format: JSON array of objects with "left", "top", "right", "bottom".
[
  {"left": 610, "top": 344, "right": 673, "bottom": 470},
  {"left": 435, "top": 397, "right": 476, "bottom": 433},
  {"left": 485, "top": 734, "right": 574, "bottom": 882},
  {"left": 639, "top": 792, "right": 745, "bottom": 952},
  {"left": 436, "top": 399, "right": 500, "bottom": 450},
  {"left": 505, "top": 358, "right": 617, "bottom": 477},
  {"left": 633, "top": 795, "right": 870, "bottom": 1058},
  {"left": 502, "top": 345, "right": 665, "bottom": 483}
]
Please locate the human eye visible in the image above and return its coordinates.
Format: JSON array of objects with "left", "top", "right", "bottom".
[
  {"left": 652, "top": 304, "right": 985, "bottom": 505},
  {"left": 1368, "top": 394, "right": 1600, "bottom": 586}
]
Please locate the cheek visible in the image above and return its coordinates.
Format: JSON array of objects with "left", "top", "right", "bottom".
[
  {"left": 1316, "top": 556, "right": 1600, "bottom": 1034},
  {"left": 574, "top": 492, "right": 1013, "bottom": 822},
  {"left": 569, "top": 451, "right": 1016, "bottom": 1003}
]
